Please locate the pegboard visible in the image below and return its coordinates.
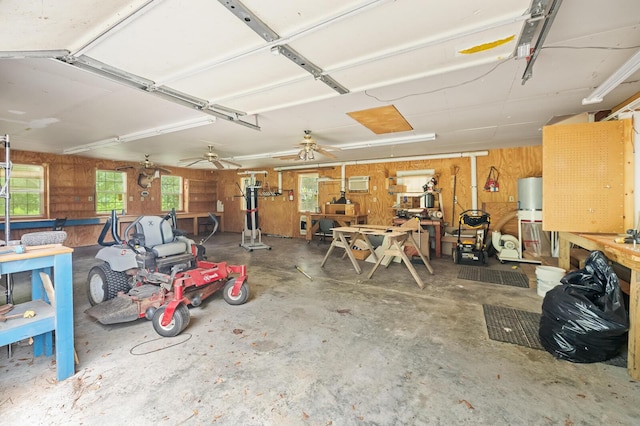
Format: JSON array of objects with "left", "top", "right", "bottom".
[{"left": 542, "top": 119, "right": 631, "bottom": 233}]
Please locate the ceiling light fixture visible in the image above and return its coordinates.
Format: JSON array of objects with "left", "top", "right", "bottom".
[
  {"left": 229, "top": 132, "right": 436, "bottom": 162},
  {"left": 63, "top": 117, "right": 216, "bottom": 154},
  {"left": 582, "top": 49, "right": 640, "bottom": 105},
  {"left": 0, "top": 49, "right": 69, "bottom": 59}
]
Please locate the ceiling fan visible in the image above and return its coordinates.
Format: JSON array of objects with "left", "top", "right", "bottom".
[
  {"left": 277, "top": 130, "right": 339, "bottom": 161},
  {"left": 115, "top": 154, "right": 172, "bottom": 189},
  {"left": 179, "top": 145, "right": 242, "bottom": 169}
]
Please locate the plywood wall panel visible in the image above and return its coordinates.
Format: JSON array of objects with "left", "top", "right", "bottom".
[
  {"left": 3, "top": 149, "right": 218, "bottom": 246},
  {"left": 2, "top": 146, "right": 542, "bottom": 246},
  {"left": 542, "top": 121, "right": 629, "bottom": 233}
]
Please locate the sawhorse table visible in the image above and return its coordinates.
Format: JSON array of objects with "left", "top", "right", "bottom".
[
  {"left": 367, "top": 228, "right": 434, "bottom": 289},
  {"left": 320, "top": 226, "right": 378, "bottom": 274},
  {"left": 321, "top": 226, "right": 434, "bottom": 288}
]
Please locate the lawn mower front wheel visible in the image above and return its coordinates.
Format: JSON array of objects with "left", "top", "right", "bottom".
[
  {"left": 223, "top": 279, "right": 249, "bottom": 305},
  {"left": 152, "top": 304, "right": 190, "bottom": 337}
]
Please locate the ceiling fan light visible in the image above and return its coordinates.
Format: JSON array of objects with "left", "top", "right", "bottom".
[{"left": 308, "top": 150, "right": 315, "bottom": 160}]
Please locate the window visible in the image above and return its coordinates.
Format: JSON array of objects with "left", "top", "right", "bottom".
[
  {"left": 161, "top": 175, "right": 183, "bottom": 211},
  {"left": 298, "top": 172, "right": 318, "bottom": 212},
  {"left": 0, "top": 164, "right": 44, "bottom": 217},
  {"left": 96, "top": 170, "right": 126, "bottom": 214}
]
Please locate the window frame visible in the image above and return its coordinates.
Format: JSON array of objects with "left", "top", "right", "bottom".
[
  {"left": 0, "top": 163, "right": 45, "bottom": 218},
  {"left": 95, "top": 169, "right": 127, "bottom": 215},
  {"left": 298, "top": 172, "right": 319, "bottom": 213},
  {"left": 161, "top": 175, "right": 184, "bottom": 212}
]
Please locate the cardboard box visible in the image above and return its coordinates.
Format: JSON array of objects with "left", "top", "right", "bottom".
[
  {"left": 404, "top": 229, "right": 430, "bottom": 258},
  {"left": 441, "top": 235, "right": 458, "bottom": 257},
  {"left": 325, "top": 202, "right": 359, "bottom": 215},
  {"left": 351, "top": 248, "right": 370, "bottom": 260}
]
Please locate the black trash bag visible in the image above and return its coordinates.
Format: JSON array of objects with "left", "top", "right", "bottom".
[{"left": 539, "top": 250, "right": 628, "bottom": 363}]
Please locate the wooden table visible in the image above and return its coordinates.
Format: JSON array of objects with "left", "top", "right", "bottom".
[
  {"left": 306, "top": 213, "right": 368, "bottom": 242},
  {"left": 392, "top": 217, "right": 443, "bottom": 258},
  {"left": 558, "top": 232, "right": 640, "bottom": 379},
  {"left": 0, "top": 246, "right": 75, "bottom": 381},
  {"left": 321, "top": 226, "right": 434, "bottom": 288}
]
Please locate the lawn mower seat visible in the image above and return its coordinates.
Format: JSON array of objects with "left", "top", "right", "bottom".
[{"left": 135, "top": 216, "right": 189, "bottom": 258}]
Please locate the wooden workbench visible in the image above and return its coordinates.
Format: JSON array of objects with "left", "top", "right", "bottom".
[
  {"left": 306, "top": 213, "right": 368, "bottom": 242},
  {"left": 558, "top": 232, "right": 640, "bottom": 379},
  {"left": 0, "top": 246, "right": 75, "bottom": 381},
  {"left": 118, "top": 212, "right": 224, "bottom": 237}
]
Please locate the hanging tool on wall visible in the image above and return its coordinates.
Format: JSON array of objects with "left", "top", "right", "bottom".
[
  {"left": 451, "top": 165, "right": 459, "bottom": 224},
  {"left": 483, "top": 166, "right": 500, "bottom": 192}
]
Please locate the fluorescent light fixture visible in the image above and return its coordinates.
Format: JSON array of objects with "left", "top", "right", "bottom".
[
  {"left": 0, "top": 50, "right": 69, "bottom": 59},
  {"left": 582, "top": 49, "right": 640, "bottom": 105},
  {"left": 230, "top": 132, "right": 437, "bottom": 162},
  {"left": 64, "top": 117, "right": 216, "bottom": 154},
  {"left": 335, "top": 133, "right": 436, "bottom": 150},
  {"left": 602, "top": 96, "right": 640, "bottom": 121}
]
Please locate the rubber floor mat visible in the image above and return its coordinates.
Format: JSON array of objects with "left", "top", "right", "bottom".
[
  {"left": 459, "top": 266, "right": 529, "bottom": 288},
  {"left": 482, "top": 304, "right": 627, "bottom": 367},
  {"left": 483, "top": 304, "right": 543, "bottom": 349}
]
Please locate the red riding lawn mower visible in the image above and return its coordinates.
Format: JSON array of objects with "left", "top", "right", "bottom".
[{"left": 85, "top": 210, "right": 249, "bottom": 337}]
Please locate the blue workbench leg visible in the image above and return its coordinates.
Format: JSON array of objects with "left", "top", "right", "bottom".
[
  {"left": 31, "top": 268, "right": 53, "bottom": 357},
  {"left": 52, "top": 254, "right": 75, "bottom": 381}
]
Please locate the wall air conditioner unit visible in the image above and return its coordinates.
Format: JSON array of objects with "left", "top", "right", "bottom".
[{"left": 348, "top": 176, "right": 369, "bottom": 193}]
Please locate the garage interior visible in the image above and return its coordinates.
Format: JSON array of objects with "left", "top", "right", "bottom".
[{"left": 1, "top": 0, "right": 640, "bottom": 424}]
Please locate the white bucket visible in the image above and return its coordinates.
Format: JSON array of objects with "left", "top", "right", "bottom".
[{"left": 535, "top": 265, "right": 566, "bottom": 297}]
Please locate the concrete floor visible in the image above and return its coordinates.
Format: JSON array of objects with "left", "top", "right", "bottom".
[{"left": 1, "top": 232, "right": 639, "bottom": 425}]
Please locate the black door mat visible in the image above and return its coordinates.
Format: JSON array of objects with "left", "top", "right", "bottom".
[
  {"left": 482, "top": 304, "right": 627, "bottom": 368},
  {"left": 458, "top": 266, "right": 529, "bottom": 288},
  {"left": 483, "top": 304, "right": 543, "bottom": 350}
]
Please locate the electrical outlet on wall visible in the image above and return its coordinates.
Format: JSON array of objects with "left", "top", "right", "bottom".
[{"left": 509, "top": 195, "right": 514, "bottom": 202}]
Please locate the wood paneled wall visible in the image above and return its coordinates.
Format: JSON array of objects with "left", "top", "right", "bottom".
[
  {"left": 216, "top": 146, "right": 542, "bottom": 238},
  {"left": 2, "top": 146, "right": 541, "bottom": 246},
  {"left": 4, "top": 149, "right": 218, "bottom": 246}
]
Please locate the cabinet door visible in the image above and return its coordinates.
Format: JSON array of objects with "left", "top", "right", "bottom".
[{"left": 542, "top": 119, "right": 633, "bottom": 233}]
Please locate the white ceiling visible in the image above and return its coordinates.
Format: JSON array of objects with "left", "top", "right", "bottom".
[{"left": 1, "top": 0, "right": 639, "bottom": 170}]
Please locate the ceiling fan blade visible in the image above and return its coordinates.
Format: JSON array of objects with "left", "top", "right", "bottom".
[
  {"left": 179, "top": 156, "right": 204, "bottom": 162},
  {"left": 183, "top": 159, "right": 205, "bottom": 167},
  {"left": 221, "top": 159, "right": 242, "bottom": 168},
  {"left": 114, "top": 165, "right": 134, "bottom": 171},
  {"left": 212, "top": 160, "right": 225, "bottom": 169},
  {"left": 157, "top": 167, "right": 172, "bottom": 174},
  {"left": 315, "top": 148, "right": 337, "bottom": 159}
]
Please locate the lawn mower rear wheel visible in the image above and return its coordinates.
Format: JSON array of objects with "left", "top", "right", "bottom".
[{"left": 87, "top": 263, "right": 131, "bottom": 306}]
